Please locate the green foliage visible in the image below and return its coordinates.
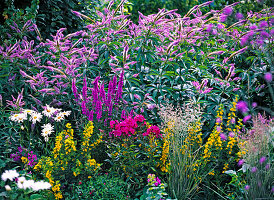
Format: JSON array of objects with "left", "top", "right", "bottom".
[
  {"left": 0, "top": 0, "right": 39, "bottom": 44},
  {"left": 69, "top": 174, "right": 129, "bottom": 199}
]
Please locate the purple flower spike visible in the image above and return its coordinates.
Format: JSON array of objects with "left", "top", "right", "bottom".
[
  {"left": 243, "top": 115, "right": 251, "bottom": 124},
  {"left": 265, "top": 163, "right": 270, "bottom": 170},
  {"left": 219, "top": 14, "right": 228, "bottom": 22},
  {"left": 264, "top": 72, "right": 272, "bottom": 82}
]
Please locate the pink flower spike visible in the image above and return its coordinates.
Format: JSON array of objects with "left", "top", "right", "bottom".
[{"left": 243, "top": 115, "right": 251, "bottom": 124}]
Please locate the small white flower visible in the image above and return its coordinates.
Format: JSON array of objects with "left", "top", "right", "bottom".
[
  {"left": 9, "top": 113, "right": 27, "bottom": 123},
  {"left": 61, "top": 111, "right": 71, "bottom": 117},
  {"left": 42, "top": 105, "right": 58, "bottom": 117},
  {"left": 30, "top": 112, "right": 43, "bottom": 124},
  {"left": 5, "top": 185, "right": 11, "bottom": 191},
  {"left": 54, "top": 113, "right": 65, "bottom": 122},
  {"left": 41, "top": 123, "right": 54, "bottom": 141},
  {"left": 23, "top": 109, "right": 34, "bottom": 115},
  {"left": 1, "top": 170, "right": 19, "bottom": 181}
]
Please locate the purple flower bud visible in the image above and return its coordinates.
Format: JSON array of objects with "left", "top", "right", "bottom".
[
  {"left": 216, "top": 126, "right": 221, "bottom": 132},
  {"left": 259, "top": 156, "right": 266, "bottom": 164},
  {"left": 251, "top": 167, "right": 257, "bottom": 173},
  {"left": 249, "top": 24, "right": 257, "bottom": 30},
  {"left": 229, "top": 132, "right": 235, "bottom": 137},
  {"left": 240, "top": 36, "right": 249, "bottom": 46},
  {"left": 252, "top": 102, "right": 257, "bottom": 108},
  {"left": 219, "top": 14, "right": 228, "bottom": 22},
  {"left": 147, "top": 104, "right": 156, "bottom": 110},
  {"left": 238, "top": 159, "right": 245, "bottom": 166},
  {"left": 244, "top": 185, "right": 250, "bottom": 190},
  {"left": 260, "top": 31, "right": 269, "bottom": 38},
  {"left": 265, "top": 163, "right": 270, "bottom": 170},
  {"left": 216, "top": 118, "right": 222, "bottom": 124},
  {"left": 264, "top": 72, "right": 272, "bottom": 82}
]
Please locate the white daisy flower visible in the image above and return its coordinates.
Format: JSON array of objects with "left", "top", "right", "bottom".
[
  {"left": 23, "top": 109, "right": 34, "bottom": 115},
  {"left": 42, "top": 105, "right": 58, "bottom": 117},
  {"left": 1, "top": 170, "right": 19, "bottom": 181},
  {"left": 9, "top": 113, "right": 20, "bottom": 122},
  {"left": 61, "top": 111, "right": 71, "bottom": 117},
  {"left": 54, "top": 113, "right": 65, "bottom": 122},
  {"left": 9, "top": 113, "right": 27, "bottom": 123},
  {"left": 41, "top": 123, "right": 54, "bottom": 141},
  {"left": 30, "top": 112, "right": 43, "bottom": 124}
]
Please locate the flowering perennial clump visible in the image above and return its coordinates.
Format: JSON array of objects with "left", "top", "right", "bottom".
[
  {"left": 34, "top": 123, "right": 100, "bottom": 199},
  {"left": 109, "top": 114, "right": 161, "bottom": 138},
  {"left": 10, "top": 146, "right": 38, "bottom": 168}
]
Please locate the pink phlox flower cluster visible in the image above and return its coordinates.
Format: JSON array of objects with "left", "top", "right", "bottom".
[
  {"left": 109, "top": 115, "right": 161, "bottom": 138},
  {"left": 143, "top": 125, "right": 161, "bottom": 138}
]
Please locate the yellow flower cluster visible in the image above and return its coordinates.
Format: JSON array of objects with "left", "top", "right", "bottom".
[
  {"left": 21, "top": 156, "right": 28, "bottom": 164},
  {"left": 159, "top": 138, "right": 170, "bottom": 172},
  {"left": 185, "top": 120, "right": 203, "bottom": 150},
  {"left": 222, "top": 163, "right": 229, "bottom": 173},
  {"left": 203, "top": 105, "right": 224, "bottom": 161},
  {"left": 34, "top": 122, "right": 101, "bottom": 199},
  {"left": 34, "top": 157, "right": 62, "bottom": 199},
  {"left": 82, "top": 121, "right": 94, "bottom": 152},
  {"left": 53, "top": 131, "right": 63, "bottom": 159},
  {"left": 86, "top": 158, "right": 100, "bottom": 170},
  {"left": 158, "top": 122, "right": 173, "bottom": 172}
]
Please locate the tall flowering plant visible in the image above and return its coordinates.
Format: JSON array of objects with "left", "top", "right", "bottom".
[{"left": 106, "top": 114, "right": 163, "bottom": 196}]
